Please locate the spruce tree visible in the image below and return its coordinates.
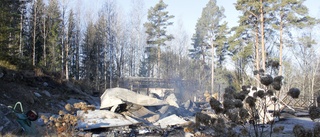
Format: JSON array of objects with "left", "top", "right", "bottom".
[
  {"left": 0, "top": 0, "right": 24, "bottom": 57},
  {"left": 46, "top": 0, "right": 62, "bottom": 72}
]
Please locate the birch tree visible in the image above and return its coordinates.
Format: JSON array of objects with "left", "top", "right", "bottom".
[
  {"left": 60, "top": 0, "right": 69, "bottom": 79},
  {"left": 171, "top": 19, "right": 189, "bottom": 78},
  {"left": 129, "top": 0, "right": 146, "bottom": 77},
  {"left": 103, "top": 0, "right": 117, "bottom": 88}
]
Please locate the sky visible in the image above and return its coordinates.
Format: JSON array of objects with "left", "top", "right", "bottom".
[
  {"left": 75, "top": 0, "right": 319, "bottom": 70},
  {"left": 78, "top": 0, "right": 320, "bottom": 38},
  {"left": 115, "top": 0, "right": 320, "bottom": 37},
  {"left": 117, "top": 0, "right": 237, "bottom": 36}
]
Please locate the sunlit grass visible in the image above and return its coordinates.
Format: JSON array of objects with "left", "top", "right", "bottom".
[{"left": 0, "top": 60, "right": 17, "bottom": 70}]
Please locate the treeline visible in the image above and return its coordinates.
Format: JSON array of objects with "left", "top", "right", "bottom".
[
  {"left": 189, "top": 0, "right": 320, "bottom": 97},
  {"left": 0, "top": 0, "right": 319, "bottom": 98},
  {"left": 0, "top": 0, "right": 203, "bottom": 94}
]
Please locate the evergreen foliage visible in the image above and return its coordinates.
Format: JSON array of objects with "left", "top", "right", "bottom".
[
  {"left": 144, "top": 0, "right": 174, "bottom": 77},
  {"left": 0, "top": 0, "right": 319, "bottom": 97},
  {"left": 0, "top": 0, "right": 24, "bottom": 56},
  {"left": 189, "top": 0, "right": 228, "bottom": 92}
]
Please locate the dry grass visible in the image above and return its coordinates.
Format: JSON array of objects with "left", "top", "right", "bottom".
[{"left": 0, "top": 60, "right": 17, "bottom": 70}]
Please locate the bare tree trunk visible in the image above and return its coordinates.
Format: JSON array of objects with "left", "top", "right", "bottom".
[
  {"left": 110, "top": 45, "right": 113, "bottom": 88},
  {"left": 311, "top": 58, "right": 320, "bottom": 105},
  {"left": 135, "top": 33, "right": 141, "bottom": 76},
  {"left": 157, "top": 45, "right": 161, "bottom": 78},
  {"left": 60, "top": 0, "right": 70, "bottom": 79},
  {"left": 211, "top": 44, "right": 214, "bottom": 94},
  {"left": 33, "top": 0, "right": 36, "bottom": 66},
  {"left": 76, "top": 28, "right": 79, "bottom": 80},
  {"left": 43, "top": 16, "right": 46, "bottom": 66},
  {"left": 104, "top": 44, "right": 107, "bottom": 89},
  {"left": 65, "top": 30, "right": 69, "bottom": 80},
  {"left": 96, "top": 44, "right": 100, "bottom": 91},
  {"left": 104, "top": 27, "right": 107, "bottom": 89},
  {"left": 130, "top": 45, "right": 134, "bottom": 76},
  {"left": 19, "top": 13, "right": 23, "bottom": 57},
  {"left": 260, "top": 0, "right": 266, "bottom": 71},
  {"left": 255, "top": 26, "right": 260, "bottom": 86},
  {"left": 61, "top": 11, "right": 65, "bottom": 79},
  {"left": 279, "top": 14, "right": 283, "bottom": 76},
  {"left": 75, "top": 0, "right": 81, "bottom": 80}
]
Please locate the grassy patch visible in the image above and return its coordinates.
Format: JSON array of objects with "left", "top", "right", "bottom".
[{"left": 0, "top": 60, "right": 17, "bottom": 70}]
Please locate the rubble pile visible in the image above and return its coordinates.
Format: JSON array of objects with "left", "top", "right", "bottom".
[
  {"left": 76, "top": 87, "right": 203, "bottom": 136},
  {"left": 2, "top": 86, "right": 318, "bottom": 136}
]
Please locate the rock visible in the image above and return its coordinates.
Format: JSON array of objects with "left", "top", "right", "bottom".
[
  {"left": 67, "top": 98, "right": 83, "bottom": 105},
  {"left": 42, "top": 90, "right": 51, "bottom": 97},
  {"left": 76, "top": 132, "right": 92, "bottom": 137},
  {"left": 86, "top": 96, "right": 100, "bottom": 106},
  {"left": 43, "top": 82, "right": 48, "bottom": 87},
  {"left": 0, "top": 71, "right": 4, "bottom": 78},
  {"left": 34, "top": 92, "right": 42, "bottom": 98},
  {"left": 35, "top": 117, "right": 45, "bottom": 126},
  {"left": 24, "top": 91, "right": 35, "bottom": 104},
  {"left": 22, "top": 70, "right": 35, "bottom": 78},
  {"left": 0, "top": 104, "right": 22, "bottom": 135}
]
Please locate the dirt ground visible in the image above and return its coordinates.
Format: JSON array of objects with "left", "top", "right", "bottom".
[
  {"left": 0, "top": 67, "right": 94, "bottom": 114},
  {"left": 1, "top": 67, "right": 319, "bottom": 137}
]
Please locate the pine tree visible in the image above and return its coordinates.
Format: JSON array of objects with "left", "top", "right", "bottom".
[
  {"left": 234, "top": 0, "right": 276, "bottom": 87},
  {"left": 271, "top": 0, "right": 316, "bottom": 75},
  {"left": 190, "top": 0, "right": 228, "bottom": 93},
  {"left": 235, "top": 0, "right": 266, "bottom": 73},
  {"left": 144, "top": 0, "right": 174, "bottom": 78}
]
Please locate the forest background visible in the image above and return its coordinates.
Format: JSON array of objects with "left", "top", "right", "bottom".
[{"left": 1, "top": 0, "right": 320, "bottom": 102}]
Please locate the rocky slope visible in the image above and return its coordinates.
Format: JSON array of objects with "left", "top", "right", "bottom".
[{"left": 0, "top": 66, "right": 99, "bottom": 115}]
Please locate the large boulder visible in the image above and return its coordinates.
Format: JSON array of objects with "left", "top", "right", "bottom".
[{"left": 0, "top": 104, "right": 21, "bottom": 135}]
